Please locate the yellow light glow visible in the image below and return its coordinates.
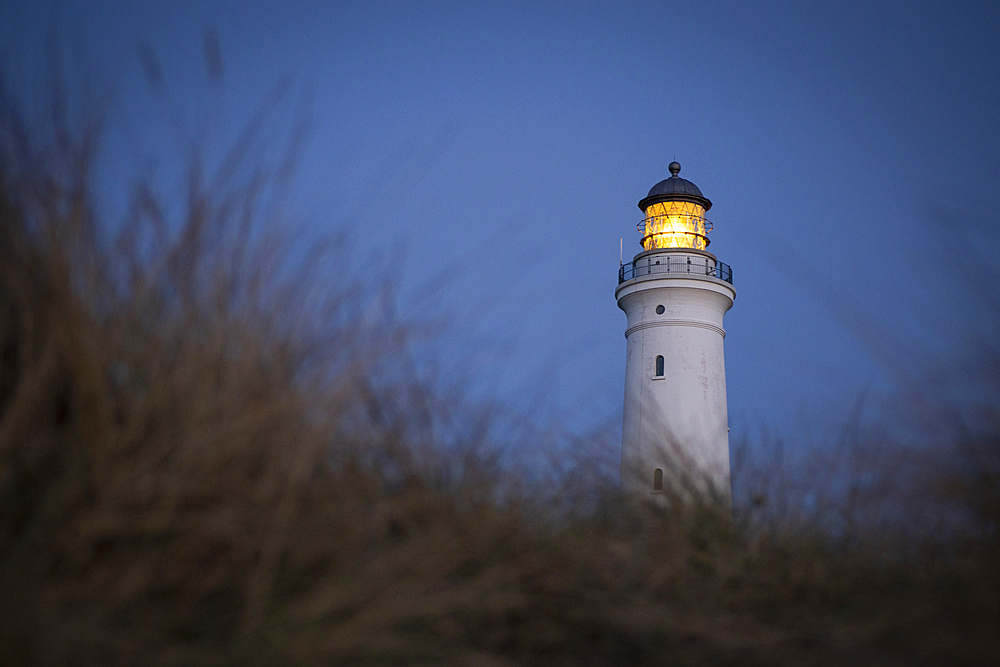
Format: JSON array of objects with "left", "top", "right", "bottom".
[{"left": 641, "top": 201, "right": 709, "bottom": 250}]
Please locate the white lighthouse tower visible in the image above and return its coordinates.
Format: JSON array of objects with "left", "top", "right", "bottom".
[{"left": 617, "top": 161, "right": 735, "bottom": 499}]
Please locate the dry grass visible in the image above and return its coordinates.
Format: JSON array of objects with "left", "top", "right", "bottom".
[{"left": 0, "top": 75, "right": 997, "bottom": 666}]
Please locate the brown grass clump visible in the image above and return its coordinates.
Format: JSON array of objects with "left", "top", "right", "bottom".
[{"left": 0, "top": 75, "right": 997, "bottom": 666}]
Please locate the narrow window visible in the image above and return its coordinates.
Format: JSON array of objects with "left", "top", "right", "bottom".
[
  {"left": 655, "top": 355, "right": 664, "bottom": 377},
  {"left": 653, "top": 468, "right": 663, "bottom": 491}
]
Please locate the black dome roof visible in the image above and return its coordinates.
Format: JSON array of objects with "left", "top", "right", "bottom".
[{"left": 638, "top": 162, "right": 712, "bottom": 211}]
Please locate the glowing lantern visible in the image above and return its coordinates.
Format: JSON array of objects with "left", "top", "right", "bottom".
[{"left": 637, "top": 161, "right": 713, "bottom": 251}]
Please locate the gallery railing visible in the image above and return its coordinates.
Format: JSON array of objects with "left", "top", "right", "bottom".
[{"left": 619, "top": 256, "right": 733, "bottom": 285}]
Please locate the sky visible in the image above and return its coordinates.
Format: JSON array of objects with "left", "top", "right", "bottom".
[{"left": 4, "top": 0, "right": 999, "bottom": 446}]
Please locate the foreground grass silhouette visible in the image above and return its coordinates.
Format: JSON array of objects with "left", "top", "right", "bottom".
[{"left": 0, "top": 82, "right": 997, "bottom": 666}]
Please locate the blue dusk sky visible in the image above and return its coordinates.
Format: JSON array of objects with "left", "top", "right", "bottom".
[{"left": 3, "top": 1, "right": 999, "bottom": 442}]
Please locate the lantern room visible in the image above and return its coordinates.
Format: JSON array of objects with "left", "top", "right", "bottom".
[{"left": 637, "top": 162, "right": 713, "bottom": 251}]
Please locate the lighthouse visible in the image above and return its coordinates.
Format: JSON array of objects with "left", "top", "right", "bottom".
[{"left": 616, "top": 162, "right": 735, "bottom": 499}]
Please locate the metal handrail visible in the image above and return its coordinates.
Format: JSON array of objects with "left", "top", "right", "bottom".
[
  {"left": 639, "top": 230, "right": 710, "bottom": 249},
  {"left": 637, "top": 214, "right": 714, "bottom": 251},
  {"left": 636, "top": 213, "right": 713, "bottom": 234},
  {"left": 618, "top": 256, "right": 733, "bottom": 285}
]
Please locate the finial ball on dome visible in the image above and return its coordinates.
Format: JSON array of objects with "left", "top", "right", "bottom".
[{"left": 668, "top": 161, "right": 681, "bottom": 176}]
